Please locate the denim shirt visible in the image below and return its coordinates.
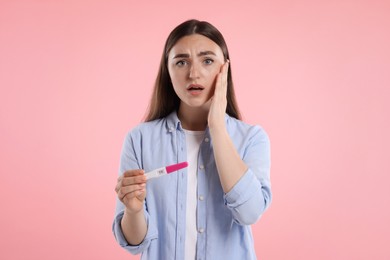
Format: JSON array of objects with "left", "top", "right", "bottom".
[{"left": 112, "top": 111, "right": 272, "bottom": 260}]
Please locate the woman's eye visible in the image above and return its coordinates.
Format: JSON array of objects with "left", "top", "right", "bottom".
[
  {"left": 204, "top": 58, "right": 214, "bottom": 65},
  {"left": 176, "top": 60, "right": 187, "bottom": 67}
]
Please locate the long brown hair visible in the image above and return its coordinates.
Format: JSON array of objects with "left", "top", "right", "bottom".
[{"left": 144, "top": 19, "right": 241, "bottom": 121}]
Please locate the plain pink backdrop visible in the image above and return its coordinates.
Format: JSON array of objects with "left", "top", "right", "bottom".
[{"left": 1, "top": 0, "right": 389, "bottom": 259}]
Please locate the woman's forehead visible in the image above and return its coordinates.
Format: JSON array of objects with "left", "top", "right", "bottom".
[{"left": 169, "top": 34, "right": 223, "bottom": 57}]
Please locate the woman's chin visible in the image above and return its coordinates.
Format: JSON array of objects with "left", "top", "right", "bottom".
[{"left": 180, "top": 100, "right": 211, "bottom": 111}]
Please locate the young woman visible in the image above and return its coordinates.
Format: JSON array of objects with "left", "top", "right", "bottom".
[{"left": 113, "top": 19, "right": 272, "bottom": 259}]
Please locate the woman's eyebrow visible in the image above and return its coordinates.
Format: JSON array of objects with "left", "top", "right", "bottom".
[
  {"left": 173, "top": 53, "right": 190, "bottom": 59},
  {"left": 172, "top": 51, "right": 216, "bottom": 59},
  {"left": 198, "top": 51, "right": 216, "bottom": 56}
]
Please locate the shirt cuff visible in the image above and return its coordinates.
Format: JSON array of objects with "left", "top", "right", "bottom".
[
  {"left": 224, "top": 169, "right": 261, "bottom": 210},
  {"left": 112, "top": 210, "right": 158, "bottom": 255}
]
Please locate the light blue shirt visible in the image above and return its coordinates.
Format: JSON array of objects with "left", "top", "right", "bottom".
[{"left": 112, "top": 111, "right": 272, "bottom": 260}]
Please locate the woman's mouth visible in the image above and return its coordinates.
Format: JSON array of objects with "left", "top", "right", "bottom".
[{"left": 187, "top": 84, "right": 205, "bottom": 95}]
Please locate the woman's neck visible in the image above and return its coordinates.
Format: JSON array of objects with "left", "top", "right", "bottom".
[{"left": 178, "top": 105, "right": 209, "bottom": 131}]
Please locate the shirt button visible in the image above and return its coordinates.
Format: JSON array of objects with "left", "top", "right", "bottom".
[
  {"left": 198, "top": 228, "right": 204, "bottom": 233},
  {"left": 168, "top": 127, "right": 174, "bottom": 132},
  {"left": 199, "top": 195, "right": 204, "bottom": 201},
  {"left": 199, "top": 165, "right": 204, "bottom": 170},
  {"left": 204, "top": 137, "right": 209, "bottom": 142}
]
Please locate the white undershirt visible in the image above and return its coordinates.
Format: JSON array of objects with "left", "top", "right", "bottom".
[{"left": 184, "top": 129, "right": 205, "bottom": 260}]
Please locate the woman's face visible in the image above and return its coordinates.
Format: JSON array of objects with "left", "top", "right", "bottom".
[{"left": 167, "top": 34, "right": 225, "bottom": 111}]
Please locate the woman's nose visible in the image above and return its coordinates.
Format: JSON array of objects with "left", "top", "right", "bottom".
[{"left": 189, "top": 63, "right": 200, "bottom": 79}]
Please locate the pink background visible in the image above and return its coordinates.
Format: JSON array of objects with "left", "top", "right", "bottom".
[{"left": 1, "top": 0, "right": 389, "bottom": 259}]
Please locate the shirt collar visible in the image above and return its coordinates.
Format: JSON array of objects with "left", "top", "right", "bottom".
[{"left": 166, "top": 111, "right": 182, "bottom": 132}]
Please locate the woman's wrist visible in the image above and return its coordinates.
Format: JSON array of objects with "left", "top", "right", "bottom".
[
  {"left": 124, "top": 207, "right": 144, "bottom": 217},
  {"left": 209, "top": 123, "right": 227, "bottom": 137},
  {"left": 121, "top": 207, "right": 147, "bottom": 245}
]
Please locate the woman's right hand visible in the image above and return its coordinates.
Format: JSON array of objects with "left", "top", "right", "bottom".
[{"left": 115, "top": 169, "right": 147, "bottom": 214}]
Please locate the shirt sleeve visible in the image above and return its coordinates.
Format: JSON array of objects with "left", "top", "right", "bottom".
[
  {"left": 223, "top": 126, "right": 272, "bottom": 225},
  {"left": 112, "top": 206, "right": 158, "bottom": 255},
  {"left": 112, "top": 130, "right": 158, "bottom": 254}
]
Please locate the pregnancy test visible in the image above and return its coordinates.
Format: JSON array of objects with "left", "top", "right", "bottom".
[{"left": 145, "top": 162, "right": 188, "bottom": 180}]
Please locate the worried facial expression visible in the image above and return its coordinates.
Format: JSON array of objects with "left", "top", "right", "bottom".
[{"left": 167, "top": 34, "right": 225, "bottom": 110}]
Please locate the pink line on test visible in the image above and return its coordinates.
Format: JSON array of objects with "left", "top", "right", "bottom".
[{"left": 166, "top": 162, "right": 188, "bottom": 173}]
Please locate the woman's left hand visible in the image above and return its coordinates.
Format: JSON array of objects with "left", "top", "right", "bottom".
[{"left": 208, "top": 60, "right": 229, "bottom": 131}]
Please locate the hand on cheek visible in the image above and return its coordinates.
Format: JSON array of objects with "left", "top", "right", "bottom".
[{"left": 208, "top": 60, "right": 229, "bottom": 131}]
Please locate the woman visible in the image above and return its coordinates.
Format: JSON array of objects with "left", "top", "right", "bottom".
[{"left": 113, "top": 19, "right": 272, "bottom": 259}]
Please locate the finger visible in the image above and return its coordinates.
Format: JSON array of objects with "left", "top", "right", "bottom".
[
  {"left": 135, "top": 188, "right": 147, "bottom": 201},
  {"left": 115, "top": 175, "right": 125, "bottom": 192},
  {"left": 217, "top": 61, "right": 229, "bottom": 87},
  {"left": 218, "top": 61, "right": 228, "bottom": 93},
  {"left": 115, "top": 175, "right": 125, "bottom": 193},
  {"left": 116, "top": 169, "right": 144, "bottom": 192},
  {"left": 115, "top": 181, "right": 121, "bottom": 193},
  {"left": 122, "top": 188, "right": 146, "bottom": 205},
  {"left": 122, "top": 191, "right": 141, "bottom": 204},
  {"left": 118, "top": 183, "right": 146, "bottom": 200},
  {"left": 122, "top": 174, "right": 147, "bottom": 186},
  {"left": 122, "top": 186, "right": 146, "bottom": 201},
  {"left": 115, "top": 176, "right": 121, "bottom": 191},
  {"left": 123, "top": 169, "right": 144, "bottom": 177},
  {"left": 214, "top": 71, "right": 225, "bottom": 101},
  {"left": 222, "top": 60, "right": 229, "bottom": 87}
]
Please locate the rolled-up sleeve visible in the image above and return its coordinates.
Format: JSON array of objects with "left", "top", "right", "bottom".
[
  {"left": 224, "top": 126, "right": 272, "bottom": 225},
  {"left": 112, "top": 207, "right": 158, "bottom": 255},
  {"left": 112, "top": 130, "right": 158, "bottom": 254}
]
